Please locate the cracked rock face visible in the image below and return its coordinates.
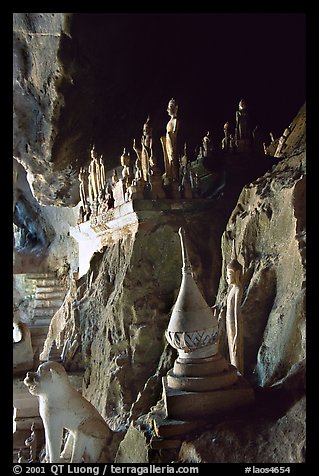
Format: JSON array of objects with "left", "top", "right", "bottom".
[
  {"left": 216, "top": 105, "right": 306, "bottom": 386},
  {"left": 13, "top": 13, "right": 79, "bottom": 206}
]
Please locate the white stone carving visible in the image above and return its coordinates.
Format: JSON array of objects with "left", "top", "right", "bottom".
[{"left": 24, "top": 361, "right": 112, "bottom": 463}]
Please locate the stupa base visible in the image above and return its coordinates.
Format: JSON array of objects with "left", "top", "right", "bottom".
[{"left": 163, "top": 374, "right": 254, "bottom": 420}]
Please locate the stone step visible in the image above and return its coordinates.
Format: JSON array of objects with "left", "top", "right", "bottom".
[
  {"left": 33, "top": 318, "right": 53, "bottom": 327},
  {"left": 14, "top": 416, "right": 43, "bottom": 431},
  {"left": 29, "top": 325, "right": 50, "bottom": 335},
  {"left": 14, "top": 405, "right": 39, "bottom": 420},
  {"left": 163, "top": 375, "right": 254, "bottom": 420},
  {"left": 26, "top": 273, "right": 56, "bottom": 280},
  {"left": 33, "top": 307, "right": 60, "bottom": 318},
  {"left": 167, "top": 366, "right": 238, "bottom": 392},
  {"left": 152, "top": 415, "right": 200, "bottom": 438},
  {"left": 34, "top": 279, "right": 61, "bottom": 287},
  {"left": 33, "top": 299, "right": 63, "bottom": 308},
  {"left": 35, "top": 286, "right": 65, "bottom": 294},
  {"left": 13, "top": 393, "right": 39, "bottom": 414},
  {"left": 34, "top": 291, "right": 65, "bottom": 300}
]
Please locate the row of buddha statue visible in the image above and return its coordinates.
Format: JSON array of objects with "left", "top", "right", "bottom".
[{"left": 78, "top": 98, "right": 258, "bottom": 224}]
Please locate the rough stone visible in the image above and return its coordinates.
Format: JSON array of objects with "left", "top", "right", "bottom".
[
  {"left": 115, "top": 421, "right": 151, "bottom": 463},
  {"left": 178, "top": 395, "right": 305, "bottom": 463},
  {"left": 13, "top": 13, "right": 79, "bottom": 206},
  {"left": 216, "top": 105, "right": 306, "bottom": 386}
]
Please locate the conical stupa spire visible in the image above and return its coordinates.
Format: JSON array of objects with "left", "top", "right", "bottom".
[
  {"left": 179, "top": 228, "right": 192, "bottom": 275},
  {"left": 166, "top": 228, "right": 219, "bottom": 359}
]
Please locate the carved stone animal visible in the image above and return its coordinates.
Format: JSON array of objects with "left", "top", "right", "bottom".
[{"left": 24, "top": 361, "right": 113, "bottom": 463}]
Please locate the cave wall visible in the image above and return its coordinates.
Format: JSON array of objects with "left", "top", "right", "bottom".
[
  {"left": 13, "top": 158, "right": 79, "bottom": 276},
  {"left": 215, "top": 105, "right": 306, "bottom": 386},
  {"left": 13, "top": 12, "right": 79, "bottom": 206}
]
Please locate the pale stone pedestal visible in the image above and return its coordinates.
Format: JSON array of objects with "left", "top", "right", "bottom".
[
  {"left": 162, "top": 353, "right": 254, "bottom": 421},
  {"left": 163, "top": 375, "right": 254, "bottom": 420}
]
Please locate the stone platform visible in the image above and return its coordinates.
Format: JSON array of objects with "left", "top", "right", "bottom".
[
  {"left": 163, "top": 374, "right": 254, "bottom": 420},
  {"left": 70, "top": 198, "right": 216, "bottom": 278}
]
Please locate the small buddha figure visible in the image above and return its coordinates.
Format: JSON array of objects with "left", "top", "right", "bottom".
[
  {"left": 88, "top": 176, "right": 94, "bottom": 210},
  {"left": 132, "top": 139, "right": 144, "bottom": 182},
  {"left": 88, "top": 145, "right": 101, "bottom": 200},
  {"left": 149, "top": 150, "right": 162, "bottom": 177},
  {"left": 112, "top": 169, "right": 119, "bottom": 186},
  {"left": 78, "top": 167, "right": 88, "bottom": 208},
  {"left": 235, "top": 99, "right": 250, "bottom": 142},
  {"left": 221, "top": 122, "right": 231, "bottom": 152},
  {"left": 141, "top": 114, "right": 152, "bottom": 182},
  {"left": 99, "top": 156, "right": 106, "bottom": 192},
  {"left": 120, "top": 148, "right": 131, "bottom": 182},
  {"left": 202, "top": 131, "right": 212, "bottom": 157},
  {"left": 225, "top": 240, "right": 244, "bottom": 375},
  {"left": 160, "top": 98, "right": 179, "bottom": 181},
  {"left": 179, "top": 142, "right": 188, "bottom": 177},
  {"left": 197, "top": 145, "right": 204, "bottom": 160}
]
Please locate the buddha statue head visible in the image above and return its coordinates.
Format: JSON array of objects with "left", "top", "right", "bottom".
[
  {"left": 120, "top": 148, "right": 130, "bottom": 167},
  {"left": 226, "top": 240, "right": 243, "bottom": 286},
  {"left": 90, "top": 144, "right": 98, "bottom": 160},
  {"left": 167, "top": 98, "right": 178, "bottom": 117},
  {"left": 143, "top": 114, "right": 152, "bottom": 136},
  {"left": 238, "top": 99, "right": 247, "bottom": 111}
]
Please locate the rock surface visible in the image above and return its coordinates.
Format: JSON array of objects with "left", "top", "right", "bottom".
[
  {"left": 216, "top": 104, "right": 306, "bottom": 386},
  {"left": 13, "top": 13, "right": 78, "bottom": 206}
]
